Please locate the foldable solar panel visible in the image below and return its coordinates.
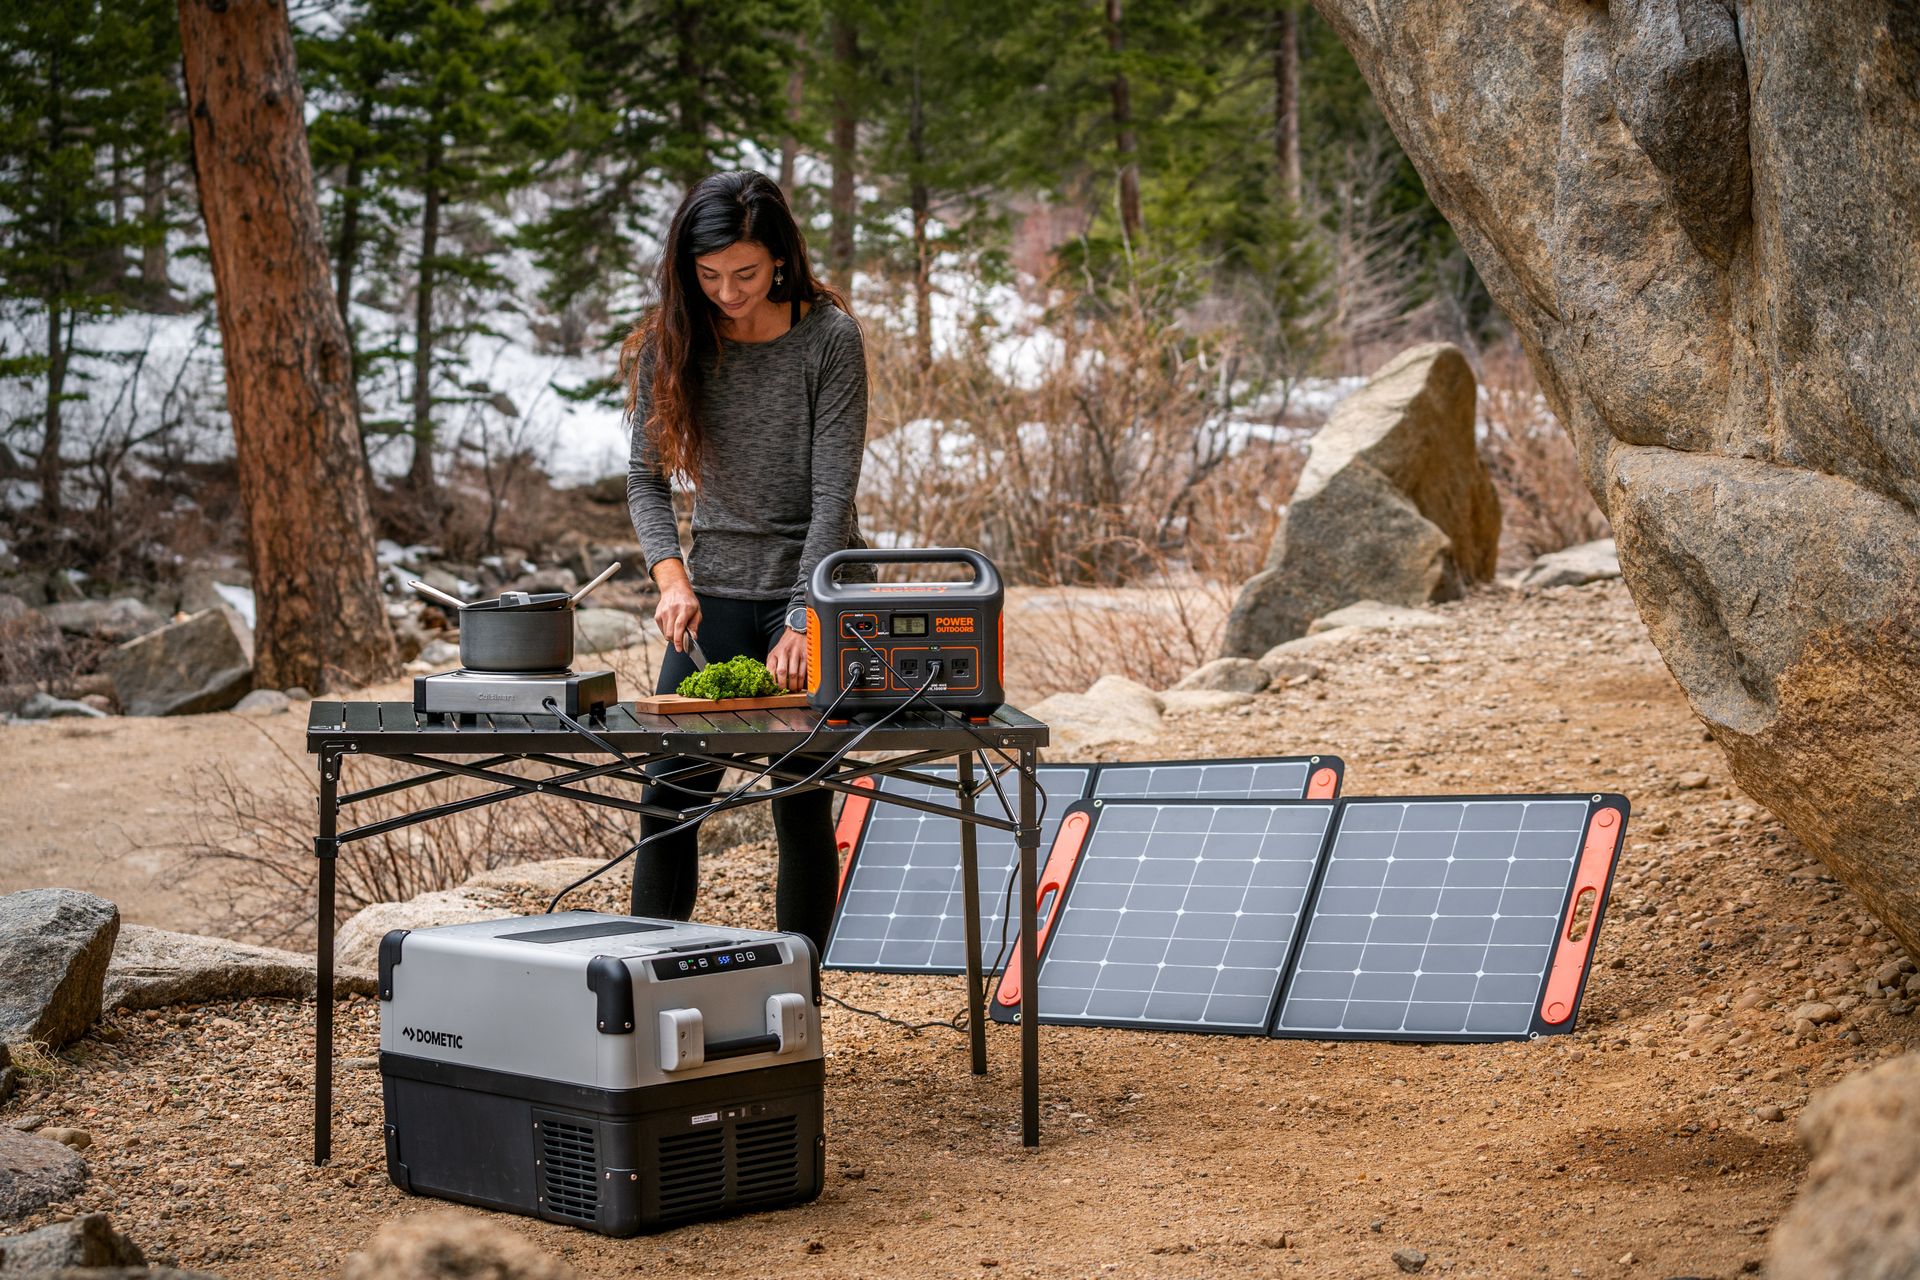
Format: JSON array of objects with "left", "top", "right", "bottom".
[
  {"left": 823, "top": 756, "right": 1342, "bottom": 975},
  {"left": 821, "top": 765, "right": 1093, "bottom": 973},
  {"left": 992, "top": 793, "right": 1627, "bottom": 1042}
]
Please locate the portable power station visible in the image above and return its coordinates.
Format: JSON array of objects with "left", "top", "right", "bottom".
[
  {"left": 805, "top": 547, "right": 1005, "bottom": 720},
  {"left": 377, "top": 912, "right": 825, "bottom": 1236}
]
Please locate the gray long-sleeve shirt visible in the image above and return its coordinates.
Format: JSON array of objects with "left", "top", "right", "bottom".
[{"left": 626, "top": 302, "right": 867, "bottom": 613}]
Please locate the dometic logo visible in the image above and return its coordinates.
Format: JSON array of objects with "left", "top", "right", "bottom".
[
  {"left": 402, "top": 1026, "right": 464, "bottom": 1049},
  {"left": 935, "top": 615, "right": 973, "bottom": 634}
]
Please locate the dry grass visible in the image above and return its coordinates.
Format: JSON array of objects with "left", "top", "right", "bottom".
[{"left": 1478, "top": 341, "right": 1611, "bottom": 568}]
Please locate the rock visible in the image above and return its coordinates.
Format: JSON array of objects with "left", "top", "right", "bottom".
[
  {"left": 1791, "top": 1001, "right": 1839, "bottom": 1026},
  {"left": 1222, "top": 344, "right": 1499, "bottom": 655},
  {"left": 1026, "top": 676, "right": 1164, "bottom": 751},
  {"left": 1755, "top": 1104, "right": 1786, "bottom": 1123},
  {"left": 0, "top": 1212, "right": 146, "bottom": 1271},
  {"left": 1517, "top": 539, "right": 1622, "bottom": 591},
  {"left": 33, "top": 1128, "right": 89, "bottom": 1152},
  {"left": 0, "top": 1045, "right": 13, "bottom": 1105},
  {"left": 230, "top": 689, "right": 290, "bottom": 717},
  {"left": 1254, "top": 630, "right": 1366, "bottom": 676},
  {"left": 1769, "top": 1052, "right": 1920, "bottom": 1280},
  {"left": 1170, "top": 657, "right": 1269, "bottom": 694},
  {"left": 101, "top": 607, "right": 252, "bottom": 717},
  {"left": 14, "top": 693, "right": 106, "bottom": 720},
  {"left": 39, "top": 598, "right": 164, "bottom": 646},
  {"left": 1312, "top": 1, "right": 1920, "bottom": 957},
  {"left": 335, "top": 859, "right": 607, "bottom": 972},
  {"left": 0, "top": 599, "right": 68, "bottom": 686},
  {"left": 339, "top": 1210, "right": 580, "bottom": 1280},
  {"left": 1306, "top": 601, "right": 1451, "bottom": 634},
  {"left": 418, "top": 639, "right": 460, "bottom": 667},
  {"left": 0, "top": 1130, "right": 89, "bottom": 1225},
  {"left": 1392, "top": 1246, "right": 1428, "bottom": 1273},
  {"left": 1161, "top": 690, "right": 1256, "bottom": 717},
  {"left": 103, "top": 924, "right": 377, "bottom": 1012},
  {"left": 0, "top": 889, "right": 119, "bottom": 1050},
  {"left": 574, "top": 608, "right": 643, "bottom": 655},
  {"left": 1262, "top": 658, "right": 1324, "bottom": 684}
]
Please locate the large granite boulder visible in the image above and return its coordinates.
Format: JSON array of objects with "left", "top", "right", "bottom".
[
  {"left": 0, "top": 1212, "right": 142, "bottom": 1269},
  {"left": 104, "top": 924, "right": 377, "bottom": 1012},
  {"left": 0, "top": 596, "right": 68, "bottom": 686},
  {"left": 0, "top": 890, "right": 119, "bottom": 1050},
  {"left": 1768, "top": 1052, "right": 1920, "bottom": 1279},
  {"left": 0, "top": 1130, "right": 89, "bottom": 1225},
  {"left": 101, "top": 606, "right": 252, "bottom": 716},
  {"left": 1517, "top": 538, "right": 1622, "bottom": 591},
  {"left": 1222, "top": 344, "right": 1500, "bottom": 656},
  {"left": 1311, "top": 0, "right": 1920, "bottom": 956}
]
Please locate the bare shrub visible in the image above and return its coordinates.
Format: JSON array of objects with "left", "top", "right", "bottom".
[
  {"left": 1007, "top": 569, "right": 1235, "bottom": 698},
  {"left": 1477, "top": 341, "right": 1610, "bottom": 567},
  {"left": 860, "top": 265, "right": 1306, "bottom": 591},
  {"left": 181, "top": 721, "right": 645, "bottom": 947}
]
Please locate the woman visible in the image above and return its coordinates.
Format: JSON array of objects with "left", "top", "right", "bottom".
[{"left": 621, "top": 170, "right": 867, "bottom": 950}]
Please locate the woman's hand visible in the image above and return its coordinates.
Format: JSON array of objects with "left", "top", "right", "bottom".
[
  {"left": 768, "top": 627, "right": 809, "bottom": 693},
  {"left": 652, "top": 559, "right": 700, "bottom": 653}
]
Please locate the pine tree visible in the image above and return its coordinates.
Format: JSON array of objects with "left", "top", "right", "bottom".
[
  {"left": 0, "top": 0, "right": 180, "bottom": 523},
  {"left": 302, "top": 0, "right": 567, "bottom": 499}
]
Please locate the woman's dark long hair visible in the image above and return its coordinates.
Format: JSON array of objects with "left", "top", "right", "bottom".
[{"left": 620, "top": 171, "right": 846, "bottom": 483}]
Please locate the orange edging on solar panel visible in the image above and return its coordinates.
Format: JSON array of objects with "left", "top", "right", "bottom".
[
  {"left": 995, "top": 809, "right": 1093, "bottom": 1008},
  {"left": 1539, "top": 806, "right": 1624, "bottom": 1024},
  {"left": 1306, "top": 767, "right": 1339, "bottom": 799},
  {"left": 833, "top": 778, "right": 876, "bottom": 902}
]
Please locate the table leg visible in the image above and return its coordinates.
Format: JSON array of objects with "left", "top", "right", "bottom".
[
  {"left": 956, "top": 751, "right": 988, "bottom": 1075},
  {"left": 314, "top": 749, "right": 340, "bottom": 1166},
  {"left": 1018, "top": 747, "right": 1039, "bottom": 1147}
]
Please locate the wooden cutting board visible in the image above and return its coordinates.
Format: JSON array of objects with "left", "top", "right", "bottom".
[{"left": 631, "top": 692, "right": 813, "bottom": 714}]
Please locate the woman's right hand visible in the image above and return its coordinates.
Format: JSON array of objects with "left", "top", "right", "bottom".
[{"left": 652, "top": 560, "right": 701, "bottom": 653}]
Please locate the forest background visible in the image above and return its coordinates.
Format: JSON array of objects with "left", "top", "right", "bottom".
[{"left": 0, "top": 0, "right": 1605, "bottom": 694}]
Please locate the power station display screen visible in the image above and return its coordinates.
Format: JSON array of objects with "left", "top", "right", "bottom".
[{"left": 890, "top": 613, "right": 928, "bottom": 636}]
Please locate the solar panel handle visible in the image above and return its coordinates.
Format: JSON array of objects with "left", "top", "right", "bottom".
[
  {"left": 1539, "top": 805, "right": 1626, "bottom": 1025},
  {"left": 996, "top": 809, "right": 1093, "bottom": 1008}
]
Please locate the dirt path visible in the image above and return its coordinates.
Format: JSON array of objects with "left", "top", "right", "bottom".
[{"left": 4, "top": 581, "right": 1916, "bottom": 1278}]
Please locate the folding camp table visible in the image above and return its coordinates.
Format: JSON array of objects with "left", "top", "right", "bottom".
[{"left": 305, "top": 699, "right": 1050, "bottom": 1165}]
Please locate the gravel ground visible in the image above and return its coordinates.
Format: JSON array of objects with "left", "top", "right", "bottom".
[{"left": 4, "top": 580, "right": 1917, "bottom": 1278}]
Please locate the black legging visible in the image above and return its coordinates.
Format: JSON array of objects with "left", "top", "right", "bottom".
[{"left": 631, "top": 594, "right": 838, "bottom": 949}]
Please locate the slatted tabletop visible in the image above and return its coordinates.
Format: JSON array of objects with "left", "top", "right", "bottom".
[{"left": 307, "top": 700, "right": 1049, "bottom": 754}]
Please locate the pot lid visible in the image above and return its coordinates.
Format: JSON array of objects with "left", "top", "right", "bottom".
[{"left": 465, "top": 590, "right": 574, "bottom": 613}]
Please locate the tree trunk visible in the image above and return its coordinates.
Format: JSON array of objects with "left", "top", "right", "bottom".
[
  {"left": 1272, "top": 4, "right": 1301, "bottom": 205},
  {"left": 40, "top": 298, "right": 66, "bottom": 522},
  {"left": 177, "top": 0, "right": 397, "bottom": 693},
  {"left": 672, "top": 2, "right": 706, "bottom": 186},
  {"left": 828, "top": 9, "right": 858, "bottom": 280},
  {"left": 408, "top": 134, "right": 441, "bottom": 497},
  {"left": 778, "top": 62, "right": 803, "bottom": 193},
  {"left": 1105, "top": 0, "right": 1141, "bottom": 244},
  {"left": 333, "top": 148, "right": 362, "bottom": 377},
  {"left": 141, "top": 152, "right": 170, "bottom": 296},
  {"left": 908, "top": 63, "right": 932, "bottom": 373}
]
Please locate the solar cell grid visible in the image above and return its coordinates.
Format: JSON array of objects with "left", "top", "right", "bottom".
[
  {"left": 1025, "top": 801, "right": 1335, "bottom": 1032},
  {"left": 1271, "top": 797, "right": 1594, "bottom": 1039},
  {"left": 821, "top": 765, "right": 1090, "bottom": 973},
  {"left": 1092, "top": 759, "right": 1312, "bottom": 800}
]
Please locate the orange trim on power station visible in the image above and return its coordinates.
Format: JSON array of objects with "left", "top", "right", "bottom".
[
  {"left": 805, "top": 608, "right": 821, "bottom": 694},
  {"left": 1539, "top": 805, "right": 1625, "bottom": 1025},
  {"left": 996, "top": 611, "right": 1004, "bottom": 688},
  {"left": 833, "top": 777, "right": 876, "bottom": 902},
  {"left": 1306, "top": 766, "right": 1339, "bottom": 799},
  {"left": 995, "top": 809, "right": 1093, "bottom": 1009}
]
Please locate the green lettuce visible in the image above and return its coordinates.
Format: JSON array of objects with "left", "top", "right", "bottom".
[{"left": 675, "top": 655, "right": 784, "bottom": 700}]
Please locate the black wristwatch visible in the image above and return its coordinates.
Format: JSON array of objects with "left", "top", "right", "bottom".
[{"left": 784, "top": 605, "right": 808, "bottom": 634}]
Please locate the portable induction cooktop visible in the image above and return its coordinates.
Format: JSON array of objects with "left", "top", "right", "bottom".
[{"left": 412, "top": 667, "right": 618, "bottom": 717}]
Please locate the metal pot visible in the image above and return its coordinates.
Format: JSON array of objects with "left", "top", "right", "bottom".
[{"left": 457, "top": 590, "right": 575, "bottom": 672}]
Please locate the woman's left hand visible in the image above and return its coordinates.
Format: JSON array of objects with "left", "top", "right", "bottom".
[{"left": 768, "top": 627, "right": 809, "bottom": 693}]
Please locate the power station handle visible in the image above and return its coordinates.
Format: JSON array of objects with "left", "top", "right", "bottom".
[
  {"left": 705, "top": 1033, "right": 780, "bottom": 1061},
  {"left": 810, "top": 546, "right": 1001, "bottom": 597}
]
